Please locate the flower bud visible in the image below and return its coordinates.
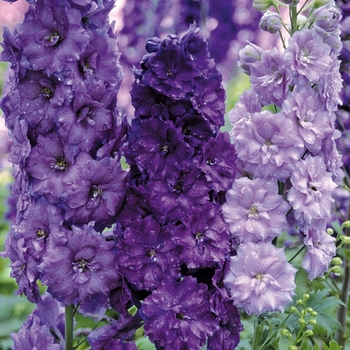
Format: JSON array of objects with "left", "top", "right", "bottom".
[
  {"left": 289, "top": 347, "right": 298, "bottom": 350},
  {"left": 313, "top": 0, "right": 333, "bottom": 8},
  {"left": 330, "top": 266, "right": 342, "bottom": 274},
  {"left": 340, "top": 236, "right": 350, "bottom": 244},
  {"left": 309, "top": 319, "right": 317, "bottom": 325},
  {"left": 311, "top": 311, "right": 317, "bottom": 317},
  {"left": 279, "top": 0, "right": 299, "bottom": 5},
  {"left": 253, "top": 0, "right": 275, "bottom": 12},
  {"left": 326, "top": 228, "right": 334, "bottom": 235},
  {"left": 281, "top": 328, "right": 291, "bottom": 337},
  {"left": 313, "top": 4, "right": 342, "bottom": 33},
  {"left": 331, "top": 257, "right": 342, "bottom": 266},
  {"left": 238, "top": 43, "right": 263, "bottom": 75},
  {"left": 306, "top": 307, "right": 314, "bottom": 313},
  {"left": 305, "top": 330, "right": 313, "bottom": 337},
  {"left": 290, "top": 306, "right": 298, "bottom": 313},
  {"left": 259, "top": 11, "right": 282, "bottom": 34},
  {"left": 298, "top": 318, "right": 306, "bottom": 325}
]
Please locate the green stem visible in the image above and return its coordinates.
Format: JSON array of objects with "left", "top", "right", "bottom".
[
  {"left": 65, "top": 305, "right": 74, "bottom": 350},
  {"left": 290, "top": 5, "right": 298, "bottom": 35}
]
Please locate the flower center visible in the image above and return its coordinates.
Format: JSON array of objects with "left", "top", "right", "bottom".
[
  {"left": 167, "top": 69, "right": 173, "bottom": 77},
  {"left": 91, "top": 188, "right": 103, "bottom": 198},
  {"left": 249, "top": 206, "right": 258, "bottom": 215},
  {"left": 176, "top": 312, "right": 185, "bottom": 320},
  {"left": 36, "top": 229, "right": 47, "bottom": 239},
  {"left": 54, "top": 158, "right": 68, "bottom": 171},
  {"left": 45, "top": 31, "right": 62, "bottom": 46},
  {"left": 41, "top": 87, "right": 53, "bottom": 99}
]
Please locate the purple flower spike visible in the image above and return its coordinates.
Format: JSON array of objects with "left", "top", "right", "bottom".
[{"left": 224, "top": 242, "right": 297, "bottom": 315}]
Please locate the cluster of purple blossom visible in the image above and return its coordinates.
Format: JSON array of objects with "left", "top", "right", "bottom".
[
  {"left": 0, "top": 0, "right": 129, "bottom": 347},
  {"left": 112, "top": 23, "right": 243, "bottom": 349},
  {"left": 223, "top": 0, "right": 343, "bottom": 315}
]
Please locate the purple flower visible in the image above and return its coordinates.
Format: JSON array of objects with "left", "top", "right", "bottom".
[
  {"left": 88, "top": 314, "right": 140, "bottom": 350},
  {"left": 17, "top": 0, "right": 89, "bottom": 74},
  {"left": 234, "top": 110, "right": 304, "bottom": 181},
  {"left": 284, "top": 28, "right": 333, "bottom": 83},
  {"left": 39, "top": 224, "right": 120, "bottom": 305},
  {"left": 63, "top": 152, "right": 126, "bottom": 231},
  {"left": 25, "top": 132, "right": 79, "bottom": 200},
  {"left": 141, "top": 276, "right": 218, "bottom": 349},
  {"left": 282, "top": 85, "right": 334, "bottom": 154},
  {"left": 117, "top": 216, "right": 181, "bottom": 291},
  {"left": 287, "top": 155, "right": 337, "bottom": 224},
  {"left": 224, "top": 242, "right": 297, "bottom": 315},
  {"left": 222, "top": 177, "right": 290, "bottom": 244},
  {"left": 249, "top": 47, "right": 292, "bottom": 106},
  {"left": 302, "top": 220, "right": 336, "bottom": 280},
  {"left": 126, "top": 117, "right": 193, "bottom": 177},
  {"left": 194, "top": 132, "right": 237, "bottom": 192},
  {"left": 12, "top": 314, "right": 62, "bottom": 350},
  {"left": 173, "top": 202, "right": 231, "bottom": 269},
  {"left": 142, "top": 35, "right": 198, "bottom": 100}
]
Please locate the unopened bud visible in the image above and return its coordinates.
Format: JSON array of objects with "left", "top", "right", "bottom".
[
  {"left": 259, "top": 11, "right": 282, "bottom": 34},
  {"left": 313, "top": 0, "right": 333, "bottom": 8},
  {"left": 326, "top": 228, "right": 334, "bottom": 235},
  {"left": 331, "top": 257, "right": 342, "bottom": 266},
  {"left": 299, "top": 318, "right": 306, "bottom": 325},
  {"left": 253, "top": 0, "right": 276, "bottom": 12},
  {"left": 306, "top": 307, "right": 314, "bottom": 313},
  {"left": 330, "top": 266, "right": 342, "bottom": 274},
  {"left": 290, "top": 306, "right": 298, "bottom": 313},
  {"left": 238, "top": 43, "right": 263, "bottom": 75},
  {"left": 305, "top": 330, "right": 313, "bottom": 337},
  {"left": 311, "top": 311, "right": 317, "bottom": 317},
  {"left": 309, "top": 319, "right": 317, "bottom": 325}
]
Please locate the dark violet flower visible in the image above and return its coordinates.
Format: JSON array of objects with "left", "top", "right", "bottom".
[
  {"left": 88, "top": 313, "right": 140, "bottom": 350},
  {"left": 145, "top": 167, "right": 210, "bottom": 223},
  {"left": 284, "top": 28, "right": 333, "bottom": 83},
  {"left": 287, "top": 155, "right": 337, "bottom": 224},
  {"left": 25, "top": 132, "right": 79, "bottom": 200},
  {"left": 16, "top": 70, "right": 70, "bottom": 133},
  {"left": 126, "top": 117, "right": 193, "bottom": 177},
  {"left": 302, "top": 220, "right": 336, "bottom": 280},
  {"left": 222, "top": 177, "right": 290, "bottom": 244},
  {"left": 173, "top": 202, "right": 231, "bottom": 269},
  {"left": 224, "top": 242, "right": 297, "bottom": 315},
  {"left": 208, "top": 287, "right": 243, "bottom": 350},
  {"left": 117, "top": 216, "right": 181, "bottom": 291},
  {"left": 39, "top": 224, "right": 120, "bottom": 305},
  {"left": 141, "top": 276, "right": 218, "bottom": 349},
  {"left": 12, "top": 314, "right": 62, "bottom": 350},
  {"left": 194, "top": 132, "right": 237, "bottom": 193},
  {"left": 57, "top": 83, "right": 116, "bottom": 152},
  {"left": 17, "top": 0, "right": 90, "bottom": 74},
  {"left": 142, "top": 35, "right": 199, "bottom": 100},
  {"left": 63, "top": 152, "right": 126, "bottom": 231},
  {"left": 190, "top": 72, "right": 226, "bottom": 131}
]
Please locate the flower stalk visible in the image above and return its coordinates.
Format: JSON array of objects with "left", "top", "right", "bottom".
[{"left": 65, "top": 305, "right": 74, "bottom": 350}]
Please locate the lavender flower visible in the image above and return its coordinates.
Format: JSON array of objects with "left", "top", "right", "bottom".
[
  {"left": 222, "top": 177, "right": 290, "bottom": 243},
  {"left": 287, "top": 155, "right": 337, "bottom": 224},
  {"left": 224, "top": 242, "right": 297, "bottom": 315},
  {"left": 284, "top": 28, "right": 333, "bottom": 83},
  {"left": 234, "top": 110, "right": 304, "bottom": 181},
  {"left": 302, "top": 221, "right": 336, "bottom": 280}
]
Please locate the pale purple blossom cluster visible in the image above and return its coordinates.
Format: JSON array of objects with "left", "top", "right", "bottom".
[{"left": 223, "top": 0, "right": 342, "bottom": 315}]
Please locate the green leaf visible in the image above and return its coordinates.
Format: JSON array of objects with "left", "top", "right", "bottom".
[
  {"left": 329, "top": 339, "right": 343, "bottom": 350},
  {"left": 135, "top": 336, "right": 156, "bottom": 350},
  {"left": 300, "top": 339, "right": 310, "bottom": 350}
]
